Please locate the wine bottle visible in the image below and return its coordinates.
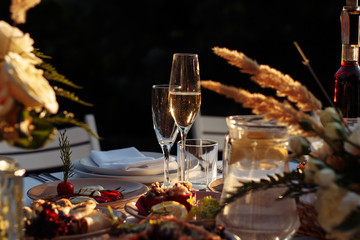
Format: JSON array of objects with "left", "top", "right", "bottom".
[{"left": 333, "top": 0, "right": 360, "bottom": 123}]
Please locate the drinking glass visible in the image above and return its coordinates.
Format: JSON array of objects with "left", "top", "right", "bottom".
[
  {"left": 169, "top": 53, "right": 201, "bottom": 181},
  {"left": 151, "top": 84, "right": 179, "bottom": 187},
  {"left": 177, "top": 139, "right": 218, "bottom": 190}
]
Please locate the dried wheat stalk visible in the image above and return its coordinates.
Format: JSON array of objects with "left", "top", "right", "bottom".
[
  {"left": 212, "top": 47, "right": 322, "bottom": 112},
  {"left": 201, "top": 80, "right": 323, "bottom": 136}
]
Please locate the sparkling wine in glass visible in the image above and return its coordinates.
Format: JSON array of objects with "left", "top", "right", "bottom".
[
  {"left": 169, "top": 53, "right": 201, "bottom": 181},
  {"left": 151, "top": 84, "right": 179, "bottom": 187}
]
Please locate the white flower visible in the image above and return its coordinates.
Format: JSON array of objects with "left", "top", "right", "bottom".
[
  {"left": 10, "top": 0, "right": 41, "bottom": 24},
  {"left": 1, "top": 52, "right": 58, "bottom": 114},
  {"left": 289, "top": 135, "right": 310, "bottom": 156},
  {"left": 344, "top": 125, "right": 360, "bottom": 155},
  {"left": 315, "top": 184, "right": 349, "bottom": 232},
  {"left": 314, "top": 168, "right": 336, "bottom": 187},
  {"left": 338, "top": 191, "right": 360, "bottom": 212},
  {"left": 0, "top": 20, "right": 41, "bottom": 64},
  {"left": 324, "top": 122, "right": 346, "bottom": 140},
  {"left": 320, "top": 107, "right": 342, "bottom": 125},
  {"left": 0, "top": 68, "right": 14, "bottom": 117}
]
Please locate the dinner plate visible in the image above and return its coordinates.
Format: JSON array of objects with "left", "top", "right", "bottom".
[
  {"left": 124, "top": 191, "right": 221, "bottom": 224},
  {"left": 73, "top": 162, "right": 175, "bottom": 183},
  {"left": 73, "top": 152, "right": 199, "bottom": 184},
  {"left": 27, "top": 178, "right": 148, "bottom": 209},
  {"left": 208, "top": 178, "right": 223, "bottom": 193},
  {"left": 79, "top": 151, "right": 179, "bottom": 176},
  {"left": 25, "top": 207, "right": 126, "bottom": 240}
]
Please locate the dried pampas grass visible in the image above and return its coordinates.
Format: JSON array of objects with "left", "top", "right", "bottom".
[
  {"left": 201, "top": 80, "right": 323, "bottom": 136},
  {"left": 212, "top": 47, "right": 322, "bottom": 112},
  {"left": 201, "top": 47, "right": 325, "bottom": 135}
]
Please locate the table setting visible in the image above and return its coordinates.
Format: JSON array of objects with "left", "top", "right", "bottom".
[
  {"left": 18, "top": 50, "right": 322, "bottom": 240},
  {"left": 1, "top": 1, "right": 360, "bottom": 240}
]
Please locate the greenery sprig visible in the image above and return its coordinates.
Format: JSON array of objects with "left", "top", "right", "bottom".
[
  {"left": 45, "top": 114, "right": 100, "bottom": 139},
  {"left": 34, "top": 49, "right": 82, "bottom": 89},
  {"left": 59, "top": 129, "right": 74, "bottom": 182},
  {"left": 221, "top": 170, "right": 318, "bottom": 209},
  {"left": 53, "top": 87, "right": 93, "bottom": 107}
]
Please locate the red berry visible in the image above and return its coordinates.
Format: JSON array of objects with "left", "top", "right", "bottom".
[{"left": 57, "top": 181, "right": 74, "bottom": 196}]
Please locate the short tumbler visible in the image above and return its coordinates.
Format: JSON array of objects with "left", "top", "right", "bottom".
[{"left": 177, "top": 139, "right": 217, "bottom": 189}]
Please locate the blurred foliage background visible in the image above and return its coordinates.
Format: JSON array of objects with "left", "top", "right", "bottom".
[{"left": 0, "top": 0, "right": 344, "bottom": 152}]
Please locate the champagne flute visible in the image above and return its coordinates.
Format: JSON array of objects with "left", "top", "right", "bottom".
[
  {"left": 151, "top": 84, "right": 179, "bottom": 187},
  {"left": 169, "top": 53, "right": 201, "bottom": 181}
]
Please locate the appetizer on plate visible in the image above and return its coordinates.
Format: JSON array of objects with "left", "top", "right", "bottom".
[
  {"left": 135, "top": 181, "right": 196, "bottom": 216},
  {"left": 113, "top": 215, "right": 225, "bottom": 240},
  {"left": 24, "top": 198, "right": 125, "bottom": 239},
  {"left": 134, "top": 181, "right": 220, "bottom": 223},
  {"left": 50, "top": 185, "right": 123, "bottom": 204},
  {"left": 52, "top": 132, "right": 123, "bottom": 204}
]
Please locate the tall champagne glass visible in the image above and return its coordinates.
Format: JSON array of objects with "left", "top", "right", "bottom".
[
  {"left": 152, "top": 84, "right": 179, "bottom": 187},
  {"left": 169, "top": 53, "right": 201, "bottom": 181}
]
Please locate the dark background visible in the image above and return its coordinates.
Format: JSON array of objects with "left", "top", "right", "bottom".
[{"left": 0, "top": 0, "right": 344, "bottom": 153}]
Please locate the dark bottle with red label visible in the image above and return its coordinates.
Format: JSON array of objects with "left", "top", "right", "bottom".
[{"left": 333, "top": 0, "right": 360, "bottom": 122}]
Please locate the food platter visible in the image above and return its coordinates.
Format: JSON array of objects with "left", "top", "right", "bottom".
[
  {"left": 27, "top": 178, "right": 148, "bottom": 209},
  {"left": 25, "top": 207, "right": 126, "bottom": 240},
  {"left": 124, "top": 191, "right": 221, "bottom": 226}
]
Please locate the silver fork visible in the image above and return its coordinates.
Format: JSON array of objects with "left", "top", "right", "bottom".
[
  {"left": 28, "top": 174, "right": 49, "bottom": 183},
  {"left": 39, "top": 172, "right": 60, "bottom": 181}
]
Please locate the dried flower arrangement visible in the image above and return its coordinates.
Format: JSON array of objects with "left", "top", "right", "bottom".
[
  {"left": 0, "top": 0, "right": 98, "bottom": 149},
  {"left": 203, "top": 47, "right": 360, "bottom": 240}
]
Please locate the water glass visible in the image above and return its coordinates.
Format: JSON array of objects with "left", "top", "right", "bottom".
[
  {"left": 0, "top": 156, "right": 26, "bottom": 240},
  {"left": 177, "top": 139, "right": 217, "bottom": 189}
]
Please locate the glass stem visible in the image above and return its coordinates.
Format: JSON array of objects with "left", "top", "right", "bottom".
[
  {"left": 179, "top": 128, "right": 188, "bottom": 181},
  {"left": 161, "top": 144, "right": 172, "bottom": 188}
]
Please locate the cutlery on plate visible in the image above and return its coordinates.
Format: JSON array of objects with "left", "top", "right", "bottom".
[
  {"left": 28, "top": 174, "right": 49, "bottom": 183},
  {"left": 39, "top": 172, "right": 60, "bottom": 181}
]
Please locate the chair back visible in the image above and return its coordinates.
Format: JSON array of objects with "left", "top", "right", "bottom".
[
  {"left": 0, "top": 114, "right": 100, "bottom": 172},
  {"left": 191, "top": 113, "right": 228, "bottom": 151}
]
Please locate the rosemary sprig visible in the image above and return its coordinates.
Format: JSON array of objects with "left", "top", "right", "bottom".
[
  {"left": 59, "top": 129, "right": 74, "bottom": 182},
  {"left": 220, "top": 170, "right": 318, "bottom": 209}
]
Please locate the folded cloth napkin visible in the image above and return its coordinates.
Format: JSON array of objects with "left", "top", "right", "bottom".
[{"left": 90, "top": 147, "right": 172, "bottom": 170}]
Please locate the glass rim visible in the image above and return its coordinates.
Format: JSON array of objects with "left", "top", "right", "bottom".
[
  {"left": 173, "top": 53, "right": 198, "bottom": 57},
  {"left": 178, "top": 139, "right": 218, "bottom": 147},
  {"left": 152, "top": 84, "right": 169, "bottom": 89},
  {"left": 226, "top": 115, "right": 287, "bottom": 129}
]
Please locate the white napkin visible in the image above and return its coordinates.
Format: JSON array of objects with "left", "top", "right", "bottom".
[{"left": 90, "top": 147, "right": 172, "bottom": 170}]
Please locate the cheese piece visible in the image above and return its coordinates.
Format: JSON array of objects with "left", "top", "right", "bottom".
[
  {"left": 69, "top": 196, "right": 98, "bottom": 205},
  {"left": 70, "top": 200, "right": 97, "bottom": 220},
  {"left": 79, "top": 211, "right": 112, "bottom": 233},
  {"left": 75, "top": 185, "right": 104, "bottom": 196}
]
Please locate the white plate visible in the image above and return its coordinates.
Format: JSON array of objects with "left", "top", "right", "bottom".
[
  {"left": 79, "top": 151, "right": 177, "bottom": 176},
  {"left": 26, "top": 206, "right": 126, "bottom": 240},
  {"left": 74, "top": 162, "right": 176, "bottom": 183},
  {"left": 27, "top": 178, "right": 148, "bottom": 209}
]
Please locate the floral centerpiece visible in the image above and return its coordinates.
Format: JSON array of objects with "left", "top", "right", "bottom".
[
  {"left": 0, "top": 0, "right": 97, "bottom": 150},
  {"left": 202, "top": 47, "right": 360, "bottom": 240}
]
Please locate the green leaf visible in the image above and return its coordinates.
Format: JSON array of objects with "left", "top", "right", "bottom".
[
  {"left": 44, "top": 115, "right": 101, "bottom": 140},
  {"left": 54, "top": 87, "right": 93, "bottom": 107},
  {"left": 220, "top": 171, "right": 318, "bottom": 209}
]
